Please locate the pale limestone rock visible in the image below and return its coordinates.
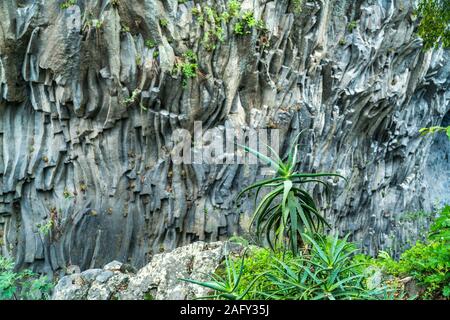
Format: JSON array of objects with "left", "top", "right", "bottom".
[{"left": 52, "top": 241, "right": 242, "bottom": 300}]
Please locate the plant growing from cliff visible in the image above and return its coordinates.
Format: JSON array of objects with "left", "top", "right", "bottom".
[
  {"left": 0, "top": 256, "right": 53, "bottom": 300},
  {"left": 174, "top": 50, "right": 198, "bottom": 87},
  {"left": 38, "top": 219, "right": 54, "bottom": 236},
  {"left": 237, "top": 133, "right": 346, "bottom": 255},
  {"left": 94, "top": 19, "right": 104, "bottom": 30},
  {"left": 121, "top": 24, "right": 130, "bottom": 33},
  {"left": 292, "top": 0, "right": 303, "bottom": 14},
  {"left": 145, "top": 39, "right": 157, "bottom": 49},
  {"left": 159, "top": 18, "right": 169, "bottom": 28},
  {"left": 228, "top": 0, "right": 241, "bottom": 17},
  {"left": 60, "top": 0, "right": 76, "bottom": 9},
  {"left": 234, "top": 12, "right": 266, "bottom": 35},
  {"left": 417, "top": 0, "right": 450, "bottom": 49},
  {"left": 347, "top": 20, "right": 358, "bottom": 32},
  {"left": 192, "top": 1, "right": 265, "bottom": 48},
  {"left": 123, "top": 88, "right": 141, "bottom": 107},
  {"left": 419, "top": 125, "right": 450, "bottom": 140}
]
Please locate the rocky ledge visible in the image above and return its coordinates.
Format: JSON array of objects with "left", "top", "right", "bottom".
[{"left": 52, "top": 241, "right": 242, "bottom": 300}]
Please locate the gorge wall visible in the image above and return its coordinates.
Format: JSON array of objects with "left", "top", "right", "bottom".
[{"left": 0, "top": 0, "right": 449, "bottom": 275}]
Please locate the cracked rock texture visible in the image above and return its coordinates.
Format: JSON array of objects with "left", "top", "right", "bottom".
[
  {"left": 52, "top": 241, "right": 241, "bottom": 300},
  {"left": 0, "top": 0, "right": 449, "bottom": 274}
]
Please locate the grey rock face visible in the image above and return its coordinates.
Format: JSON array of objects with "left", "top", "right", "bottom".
[
  {"left": 0, "top": 0, "right": 449, "bottom": 273},
  {"left": 52, "top": 241, "right": 241, "bottom": 300}
]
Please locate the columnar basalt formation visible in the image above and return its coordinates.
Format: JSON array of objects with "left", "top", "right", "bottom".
[{"left": 0, "top": 0, "right": 448, "bottom": 274}]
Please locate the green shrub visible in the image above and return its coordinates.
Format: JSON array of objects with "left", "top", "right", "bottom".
[
  {"left": 258, "top": 234, "right": 381, "bottom": 300},
  {"left": 417, "top": 0, "right": 450, "bottom": 49},
  {"left": 0, "top": 256, "right": 53, "bottom": 300},
  {"left": 181, "top": 235, "right": 401, "bottom": 300},
  {"left": 292, "top": 0, "right": 303, "bottom": 13},
  {"left": 60, "top": 0, "right": 76, "bottom": 9},
  {"left": 347, "top": 20, "right": 358, "bottom": 32},
  {"left": 174, "top": 50, "right": 198, "bottom": 87},
  {"left": 145, "top": 39, "right": 157, "bottom": 49},
  {"left": 230, "top": 247, "right": 296, "bottom": 299},
  {"left": 374, "top": 205, "right": 450, "bottom": 299}
]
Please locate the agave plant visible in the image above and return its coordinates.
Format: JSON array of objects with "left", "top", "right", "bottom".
[
  {"left": 261, "top": 234, "right": 374, "bottom": 300},
  {"left": 237, "top": 132, "right": 346, "bottom": 254},
  {"left": 179, "top": 248, "right": 263, "bottom": 300}
]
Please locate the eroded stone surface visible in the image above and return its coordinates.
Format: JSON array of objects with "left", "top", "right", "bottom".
[
  {"left": 52, "top": 241, "right": 242, "bottom": 300},
  {"left": 0, "top": 1, "right": 449, "bottom": 273}
]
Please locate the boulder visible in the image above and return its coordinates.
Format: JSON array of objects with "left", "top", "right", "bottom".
[{"left": 52, "top": 241, "right": 242, "bottom": 300}]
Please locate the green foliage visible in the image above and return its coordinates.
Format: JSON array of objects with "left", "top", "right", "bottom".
[
  {"left": 417, "top": 0, "right": 450, "bottom": 49},
  {"left": 429, "top": 205, "right": 450, "bottom": 242},
  {"left": 237, "top": 132, "right": 346, "bottom": 255},
  {"left": 63, "top": 188, "right": 73, "bottom": 199},
  {"left": 38, "top": 219, "right": 54, "bottom": 236},
  {"left": 121, "top": 24, "right": 130, "bottom": 33},
  {"left": 182, "top": 236, "right": 401, "bottom": 300},
  {"left": 373, "top": 206, "right": 450, "bottom": 299},
  {"left": 419, "top": 125, "right": 450, "bottom": 140},
  {"left": 230, "top": 247, "right": 296, "bottom": 299},
  {"left": 94, "top": 19, "right": 104, "bottom": 29},
  {"left": 159, "top": 18, "right": 169, "bottom": 28},
  {"left": 347, "top": 20, "right": 358, "bottom": 32},
  {"left": 259, "top": 234, "right": 378, "bottom": 300},
  {"left": 399, "top": 209, "right": 434, "bottom": 222},
  {"left": 234, "top": 11, "right": 266, "bottom": 35},
  {"left": 0, "top": 256, "right": 53, "bottom": 300},
  {"left": 234, "top": 21, "right": 244, "bottom": 35},
  {"left": 180, "top": 249, "right": 263, "bottom": 300},
  {"left": 228, "top": 0, "right": 241, "bottom": 17},
  {"left": 192, "top": 1, "right": 265, "bottom": 50},
  {"left": 292, "top": 0, "right": 303, "bottom": 13},
  {"left": 60, "top": 0, "right": 76, "bottom": 9},
  {"left": 228, "top": 235, "right": 250, "bottom": 246},
  {"left": 174, "top": 50, "right": 198, "bottom": 87},
  {"left": 143, "top": 292, "right": 154, "bottom": 300},
  {"left": 145, "top": 39, "right": 157, "bottom": 49},
  {"left": 123, "top": 88, "right": 141, "bottom": 107}
]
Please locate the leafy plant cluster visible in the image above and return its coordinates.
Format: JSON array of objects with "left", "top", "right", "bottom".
[
  {"left": 183, "top": 235, "right": 403, "bottom": 300},
  {"left": 173, "top": 50, "right": 199, "bottom": 87},
  {"left": 292, "top": 0, "right": 303, "bottom": 14},
  {"left": 191, "top": 0, "right": 266, "bottom": 51},
  {"left": 419, "top": 125, "right": 450, "bottom": 140},
  {"left": 0, "top": 256, "right": 53, "bottom": 300},
  {"left": 123, "top": 88, "right": 142, "bottom": 107},
  {"left": 371, "top": 205, "right": 450, "bottom": 299},
  {"left": 417, "top": 0, "right": 450, "bottom": 49},
  {"left": 144, "top": 39, "right": 160, "bottom": 59},
  {"left": 60, "top": 0, "right": 76, "bottom": 9}
]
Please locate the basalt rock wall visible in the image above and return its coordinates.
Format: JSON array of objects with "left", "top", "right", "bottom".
[{"left": 0, "top": 0, "right": 449, "bottom": 274}]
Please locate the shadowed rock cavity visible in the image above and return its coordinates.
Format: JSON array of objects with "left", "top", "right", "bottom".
[{"left": 0, "top": 0, "right": 449, "bottom": 274}]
